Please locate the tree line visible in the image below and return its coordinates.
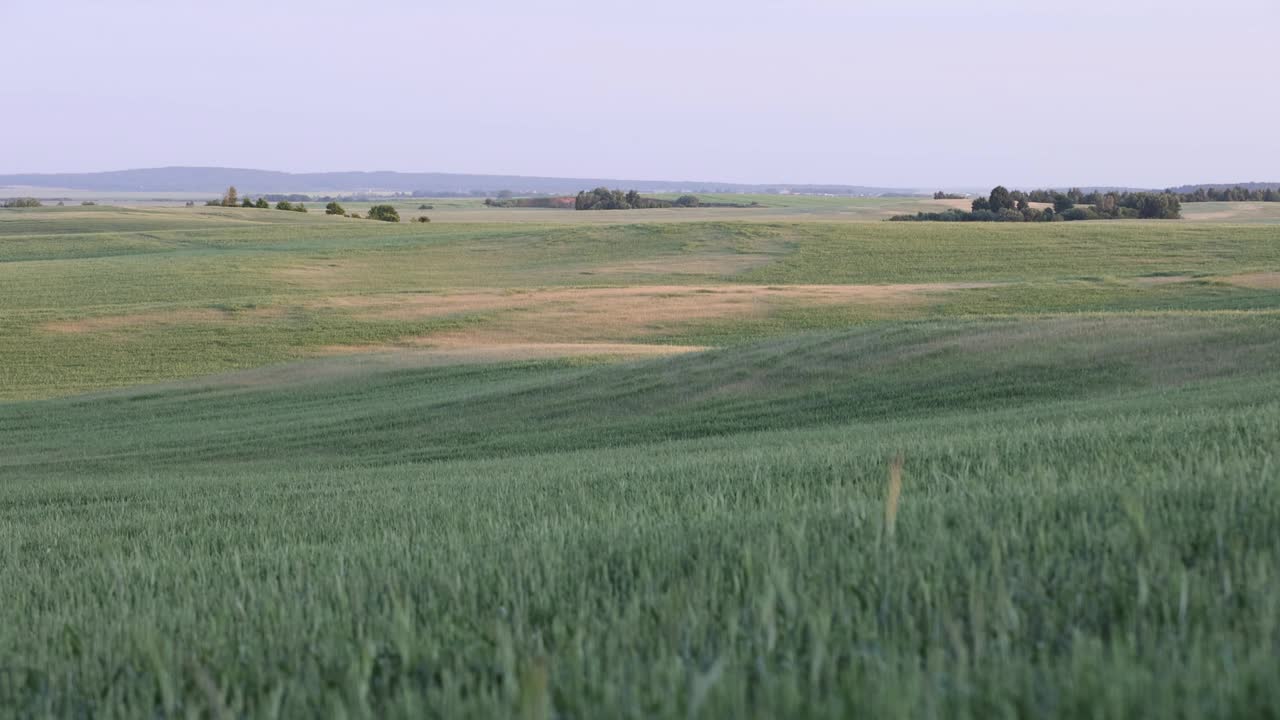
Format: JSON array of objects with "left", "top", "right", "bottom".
[
  {"left": 2, "top": 197, "right": 44, "bottom": 208},
  {"left": 202, "top": 187, "right": 404, "bottom": 222},
  {"left": 892, "top": 186, "right": 1182, "bottom": 222},
  {"left": 1169, "top": 186, "right": 1280, "bottom": 202},
  {"left": 575, "top": 188, "right": 688, "bottom": 210}
]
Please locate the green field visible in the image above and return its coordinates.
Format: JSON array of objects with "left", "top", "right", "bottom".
[{"left": 3, "top": 202, "right": 1279, "bottom": 717}]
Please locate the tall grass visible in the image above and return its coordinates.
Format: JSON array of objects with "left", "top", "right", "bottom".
[{"left": 3, "top": 317, "right": 1279, "bottom": 717}]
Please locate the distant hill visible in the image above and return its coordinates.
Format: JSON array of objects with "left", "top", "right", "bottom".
[{"left": 0, "top": 166, "right": 923, "bottom": 197}]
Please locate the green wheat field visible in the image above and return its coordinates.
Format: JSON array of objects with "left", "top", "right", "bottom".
[{"left": 2, "top": 198, "right": 1279, "bottom": 717}]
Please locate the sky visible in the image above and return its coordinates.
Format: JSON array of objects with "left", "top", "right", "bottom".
[{"left": 4, "top": 0, "right": 1278, "bottom": 188}]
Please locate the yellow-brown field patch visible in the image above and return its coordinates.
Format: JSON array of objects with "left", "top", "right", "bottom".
[
  {"left": 1220, "top": 272, "right": 1280, "bottom": 289},
  {"left": 315, "top": 282, "right": 994, "bottom": 352}
]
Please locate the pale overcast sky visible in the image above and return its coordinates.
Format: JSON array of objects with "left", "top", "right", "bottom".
[{"left": 4, "top": 0, "right": 1277, "bottom": 187}]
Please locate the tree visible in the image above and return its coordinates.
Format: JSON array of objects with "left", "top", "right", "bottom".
[
  {"left": 988, "top": 186, "right": 1014, "bottom": 212},
  {"left": 971, "top": 197, "right": 991, "bottom": 212},
  {"left": 241, "top": 198, "right": 254, "bottom": 208},
  {"left": 367, "top": 204, "right": 400, "bottom": 222},
  {"left": 1053, "top": 194, "right": 1075, "bottom": 212},
  {"left": 325, "top": 201, "right": 346, "bottom": 216},
  {"left": 275, "top": 201, "right": 294, "bottom": 211},
  {"left": 222, "top": 186, "right": 239, "bottom": 207},
  {"left": 255, "top": 198, "right": 269, "bottom": 209},
  {"left": 673, "top": 195, "right": 701, "bottom": 208}
]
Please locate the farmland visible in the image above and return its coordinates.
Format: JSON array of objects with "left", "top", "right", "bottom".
[{"left": 3, "top": 199, "right": 1280, "bottom": 717}]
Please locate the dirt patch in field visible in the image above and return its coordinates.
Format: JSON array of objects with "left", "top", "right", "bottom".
[
  {"left": 309, "top": 291, "right": 522, "bottom": 320},
  {"left": 316, "top": 283, "right": 993, "bottom": 325},
  {"left": 1219, "top": 272, "right": 1280, "bottom": 289},
  {"left": 316, "top": 282, "right": 996, "bottom": 353},
  {"left": 1183, "top": 204, "right": 1280, "bottom": 222},
  {"left": 586, "top": 253, "right": 779, "bottom": 277}
]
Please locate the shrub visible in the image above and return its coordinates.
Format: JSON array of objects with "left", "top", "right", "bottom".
[
  {"left": 325, "top": 201, "right": 345, "bottom": 216},
  {"left": 673, "top": 195, "right": 701, "bottom": 208},
  {"left": 367, "top": 205, "right": 400, "bottom": 222},
  {"left": 255, "top": 198, "right": 269, "bottom": 209},
  {"left": 275, "top": 201, "right": 295, "bottom": 211},
  {"left": 416, "top": 216, "right": 430, "bottom": 223},
  {"left": 417, "top": 204, "right": 434, "bottom": 210}
]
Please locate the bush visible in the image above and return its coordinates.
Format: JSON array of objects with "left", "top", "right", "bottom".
[
  {"left": 275, "top": 201, "right": 294, "bottom": 211},
  {"left": 673, "top": 195, "right": 701, "bottom": 208},
  {"left": 417, "top": 204, "right": 434, "bottom": 210},
  {"left": 367, "top": 205, "right": 400, "bottom": 222},
  {"left": 3, "top": 197, "right": 43, "bottom": 208},
  {"left": 325, "top": 201, "right": 346, "bottom": 216},
  {"left": 255, "top": 198, "right": 269, "bottom": 209},
  {"left": 416, "top": 216, "right": 430, "bottom": 223}
]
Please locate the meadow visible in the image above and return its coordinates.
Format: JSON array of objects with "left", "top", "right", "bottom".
[{"left": 2, "top": 198, "right": 1279, "bottom": 717}]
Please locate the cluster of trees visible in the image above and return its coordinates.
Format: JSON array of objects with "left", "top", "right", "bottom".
[
  {"left": 1171, "top": 186, "right": 1280, "bottom": 203},
  {"left": 894, "top": 186, "right": 1181, "bottom": 222},
  {"left": 570, "top": 189, "right": 758, "bottom": 211},
  {"left": 2, "top": 198, "right": 104, "bottom": 207},
  {"left": 933, "top": 192, "right": 966, "bottom": 200},
  {"left": 1017, "top": 185, "right": 1271, "bottom": 209},
  {"left": 2, "top": 197, "right": 43, "bottom": 208},
  {"left": 574, "top": 188, "right": 676, "bottom": 210},
  {"left": 206, "top": 187, "right": 281, "bottom": 210},
  {"left": 199, "top": 187, "right": 405, "bottom": 221}
]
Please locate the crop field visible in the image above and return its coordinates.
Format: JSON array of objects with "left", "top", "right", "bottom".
[{"left": 2, "top": 201, "right": 1279, "bottom": 717}]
